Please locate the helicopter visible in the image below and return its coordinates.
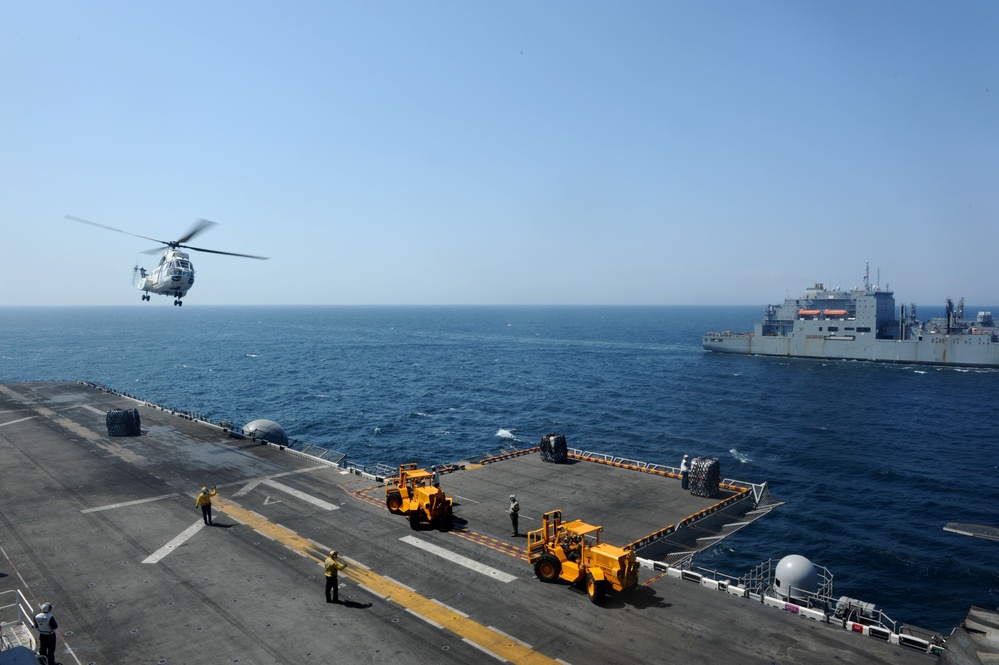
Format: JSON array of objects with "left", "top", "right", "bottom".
[{"left": 66, "top": 215, "right": 268, "bottom": 306}]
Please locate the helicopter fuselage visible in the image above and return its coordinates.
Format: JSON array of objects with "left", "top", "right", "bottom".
[{"left": 135, "top": 249, "right": 195, "bottom": 305}]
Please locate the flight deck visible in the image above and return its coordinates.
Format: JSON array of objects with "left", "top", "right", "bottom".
[{"left": 0, "top": 382, "right": 937, "bottom": 664}]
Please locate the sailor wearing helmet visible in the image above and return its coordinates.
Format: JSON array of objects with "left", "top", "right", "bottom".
[
  {"left": 508, "top": 494, "right": 520, "bottom": 537},
  {"left": 195, "top": 485, "right": 217, "bottom": 525},
  {"left": 324, "top": 549, "right": 347, "bottom": 603},
  {"left": 34, "top": 601, "right": 58, "bottom": 665}
]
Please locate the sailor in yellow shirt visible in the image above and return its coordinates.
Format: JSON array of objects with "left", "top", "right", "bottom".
[
  {"left": 324, "top": 549, "right": 347, "bottom": 603},
  {"left": 195, "top": 485, "right": 217, "bottom": 525}
]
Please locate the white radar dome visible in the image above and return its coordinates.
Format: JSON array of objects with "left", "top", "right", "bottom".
[
  {"left": 243, "top": 419, "right": 288, "bottom": 445},
  {"left": 774, "top": 554, "right": 819, "bottom": 603}
]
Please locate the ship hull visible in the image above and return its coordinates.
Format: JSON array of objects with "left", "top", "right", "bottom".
[{"left": 703, "top": 333, "right": 999, "bottom": 367}]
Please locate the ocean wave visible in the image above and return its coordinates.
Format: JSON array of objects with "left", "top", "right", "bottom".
[{"left": 729, "top": 448, "right": 751, "bottom": 464}]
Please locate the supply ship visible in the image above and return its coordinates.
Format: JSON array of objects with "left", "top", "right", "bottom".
[{"left": 703, "top": 267, "right": 999, "bottom": 367}]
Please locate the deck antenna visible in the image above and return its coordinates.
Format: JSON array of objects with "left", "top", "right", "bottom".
[{"left": 864, "top": 262, "right": 870, "bottom": 291}]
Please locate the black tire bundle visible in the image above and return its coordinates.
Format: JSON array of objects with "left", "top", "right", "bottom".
[
  {"left": 540, "top": 433, "right": 568, "bottom": 463},
  {"left": 689, "top": 456, "right": 720, "bottom": 497},
  {"left": 106, "top": 408, "right": 141, "bottom": 437}
]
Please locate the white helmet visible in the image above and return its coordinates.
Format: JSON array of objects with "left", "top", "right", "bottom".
[{"left": 40, "top": 602, "right": 52, "bottom": 612}]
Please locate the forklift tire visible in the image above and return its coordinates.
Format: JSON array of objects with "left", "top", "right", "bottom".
[
  {"left": 436, "top": 505, "right": 452, "bottom": 532},
  {"left": 586, "top": 572, "right": 606, "bottom": 605},
  {"left": 386, "top": 490, "right": 403, "bottom": 514},
  {"left": 409, "top": 508, "right": 423, "bottom": 530},
  {"left": 534, "top": 553, "right": 561, "bottom": 583}
]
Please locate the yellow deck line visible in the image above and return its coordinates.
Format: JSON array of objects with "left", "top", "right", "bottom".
[{"left": 214, "top": 498, "right": 559, "bottom": 665}]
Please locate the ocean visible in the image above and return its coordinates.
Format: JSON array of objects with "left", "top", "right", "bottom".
[{"left": 2, "top": 305, "right": 996, "bottom": 633}]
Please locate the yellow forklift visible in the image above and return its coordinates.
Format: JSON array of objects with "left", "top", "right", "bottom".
[
  {"left": 527, "top": 509, "right": 639, "bottom": 604},
  {"left": 385, "top": 463, "right": 453, "bottom": 531}
]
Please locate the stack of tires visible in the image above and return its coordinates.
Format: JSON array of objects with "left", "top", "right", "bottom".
[
  {"left": 540, "top": 433, "right": 568, "bottom": 463},
  {"left": 106, "top": 408, "right": 141, "bottom": 437},
  {"left": 689, "top": 456, "right": 720, "bottom": 497}
]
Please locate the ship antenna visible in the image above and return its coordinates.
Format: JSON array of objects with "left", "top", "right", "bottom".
[{"left": 864, "top": 263, "right": 870, "bottom": 291}]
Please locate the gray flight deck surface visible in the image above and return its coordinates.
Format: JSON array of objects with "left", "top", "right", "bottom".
[{"left": 0, "top": 382, "right": 932, "bottom": 664}]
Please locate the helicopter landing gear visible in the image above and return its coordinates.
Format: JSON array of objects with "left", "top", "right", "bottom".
[
  {"left": 141, "top": 294, "right": 150, "bottom": 301},
  {"left": 173, "top": 299, "right": 183, "bottom": 307}
]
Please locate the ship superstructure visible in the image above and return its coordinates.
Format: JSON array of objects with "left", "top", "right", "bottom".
[{"left": 703, "top": 268, "right": 999, "bottom": 367}]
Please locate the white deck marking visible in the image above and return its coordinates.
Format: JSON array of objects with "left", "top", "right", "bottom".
[
  {"left": 268, "top": 465, "right": 329, "bottom": 478},
  {"left": 261, "top": 479, "right": 338, "bottom": 511},
  {"left": 142, "top": 520, "right": 205, "bottom": 564},
  {"left": 232, "top": 479, "right": 262, "bottom": 497},
  {"left": 383, "top": 576, "right": 416, "bottom": 592},
  {"left": 230, "top": 466, "right": 328, "bottom": 497},
  {"left": 81, "top": 493, "right": 180, "bottom": 513},
  {"left": 399, "top": 536, "right": 517, "bottom": 583},
  {"left": 431, "top": 598, "right": 469, "bottom": 617},
  {"left": 358, "top": 584, "right": 388, "bottom": 600},
  {"left": 0, "top": 416, "right": 37, "bottom": 427},
  {"left": 407, "top": 607, "right": 445, "bottom": 629},
  {"left": 488, "top": 626, "right": 533, "bottom": 648},
  {"left": 462, "top": 637, "right": 507, "bottom": 662}
]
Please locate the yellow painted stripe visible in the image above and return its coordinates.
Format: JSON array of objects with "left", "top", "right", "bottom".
[
  {"left": 33, "top": 404, "right": 102, "bottom": 442},
  {"left": 215, "top": 498, "right": 321, "bottom": 558},
  {"left": 214, "top": 498, "right": 559, "bottom": 665}
]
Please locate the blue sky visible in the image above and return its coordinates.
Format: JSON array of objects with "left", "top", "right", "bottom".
[{"left": 3, "top": 1, "right": 997, "bottom": 306}]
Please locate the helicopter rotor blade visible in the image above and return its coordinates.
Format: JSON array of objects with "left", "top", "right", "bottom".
[
  {"left": 65, "top": 215, "right": 169, "bottom": 246},
  {"left": 68, "top": 214, "right": 268, "bottom": 260},
  {"left": 179, "top": 244, "right": 269, "bottom": 260},
  {"left": 176, "top": 218, "right": 218, "bottom": 245}
]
